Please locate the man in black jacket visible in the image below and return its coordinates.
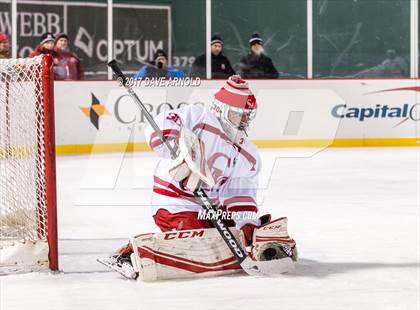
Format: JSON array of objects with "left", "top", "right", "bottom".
[
  {"left": 240, "top": 33, "right": 278, "bottom": 78},
  {"left": 189, "top": 35, "right": 235, "bottom": 79}
]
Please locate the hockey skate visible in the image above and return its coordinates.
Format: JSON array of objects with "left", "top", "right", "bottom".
[{"left": 97, "top": 253, "right": 138, "bottom": 280}]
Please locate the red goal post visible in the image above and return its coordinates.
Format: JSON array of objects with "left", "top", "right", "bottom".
[{"left": 0, "top": 55, "right": 58, "bottom": 273}]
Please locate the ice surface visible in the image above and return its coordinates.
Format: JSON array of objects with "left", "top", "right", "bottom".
[{"left": 1, "top": 147, "right": 419, "bottom": 310}]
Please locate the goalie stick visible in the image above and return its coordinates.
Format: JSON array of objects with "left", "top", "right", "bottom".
[{"left": 107, "top": 60, "right": 294, "bottom": 276}]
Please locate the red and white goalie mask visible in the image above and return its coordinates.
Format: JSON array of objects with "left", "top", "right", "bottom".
[{"left": 210, "top": 75, "right": 257, "bottom": 144}]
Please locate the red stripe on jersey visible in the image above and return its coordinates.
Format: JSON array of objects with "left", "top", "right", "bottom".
[
  {"left": 193, "top": 123, "right": 230, "bottom": 142},
  {"left": 198, "top": 139, "right": 207, "bottom": 176},
  {"left": 154, "top": 176, "right": 220, "bottom": 206},
  {"left": 149, "top": 129, "right": 180, "bottom": 149},
  {"left": 154, "top": 176, "right": 195, "bottom": 198},
  {"left": 192, "top": 122, "right": 257, "bottom": 171},
  {"left": 153, "top": 187, "right": 179, "bottom": 198}
]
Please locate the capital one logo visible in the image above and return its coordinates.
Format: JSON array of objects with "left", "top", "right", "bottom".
[
  {"left": 331, "top": 86, "right": 420, "bottom": 127},
  {"left": 331, "top": 103, "right": 420, "bottom": 126}
]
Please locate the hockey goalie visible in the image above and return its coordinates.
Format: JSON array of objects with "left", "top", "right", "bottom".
[{"left": 99, "top": 75, "right": 298, "bottom": 281}]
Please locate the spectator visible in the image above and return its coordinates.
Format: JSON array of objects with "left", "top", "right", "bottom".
[
  {"left": 189, "top": 35, "right": 235, "bottom": 78},
  {"left": 353, "top": 49, "right": 408, "bottom": 78},
  {"left": 0, "top": 32, "right": 10, "bottom": 59},
  {"left": 53, "top": 33, "right": 84, "bottom": 80},
  {"left": 240, "top": 33, "right": 278, "bottom": 78},
  {"left": 134, "top": 49, "right": 184, "bottom": 79},
  {"left": 29, "top": 32, "right": 57, "bottom": 58}
]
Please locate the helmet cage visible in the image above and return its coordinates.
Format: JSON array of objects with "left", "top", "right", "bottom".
[
  {"left": 224, "top": 105, "right": 257, "bottom": 131},
  {"left": 211, "top": 98, "right": 257, "bottom": 142}
]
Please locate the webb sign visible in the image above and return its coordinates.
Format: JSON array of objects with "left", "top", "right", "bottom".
[{"left": 0, "top": 1, "right": 170, "bottom": 79}]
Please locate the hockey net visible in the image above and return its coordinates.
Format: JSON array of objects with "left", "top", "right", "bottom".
[{"left": 0, "top": 55, "right": 58, "bottom": 273}]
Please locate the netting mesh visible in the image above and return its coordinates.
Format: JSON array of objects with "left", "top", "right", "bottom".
[{"left": 0, "top": 56, "right": 48, "bottom": 249}]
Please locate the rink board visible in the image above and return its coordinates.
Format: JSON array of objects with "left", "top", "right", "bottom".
[{"left": 54, "top": 80, "right": 420, "bottom": 154}]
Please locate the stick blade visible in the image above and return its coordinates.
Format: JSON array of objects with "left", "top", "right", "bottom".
[{"left": 240, "top": 256, "right": 295, "bottom": 276}]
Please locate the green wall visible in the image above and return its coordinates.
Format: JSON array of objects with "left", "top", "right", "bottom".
[
  {"left": 115, "top": 0, "right": 206, "bottom": 73},
  {"left": 2, "top": 0, "right": 411, "bottom": 78},
  {"left": 212, "top": 0, "right": 307, "bottom": 77},
  {"left": 313, "top": 0, "right": 410, "bottom": 77}
]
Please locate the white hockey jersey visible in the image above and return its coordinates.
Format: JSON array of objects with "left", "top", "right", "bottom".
[{"left": 144, "top": 104, "right": 261, "bottom": 221}]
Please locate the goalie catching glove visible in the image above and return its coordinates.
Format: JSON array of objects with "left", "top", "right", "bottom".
[
  {"left": 168, "top": 127, "right": 215, "bottom": 191},
  {"left": 240, "top": 214, "right": 297, "bottom": 262}
]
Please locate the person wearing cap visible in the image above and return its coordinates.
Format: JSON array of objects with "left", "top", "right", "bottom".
[
  {"left": 0, "top": 32, "right": 10, "bottom": 59},
  {"left": 29, "top": 32, "right": 57, "bottom": 58},
  {"left": 133, "top": 49, "right": 185, "bottom": 79},
  {"left": 189, "top": 35, "right": 235, "bottom": 79},
  {"left": 240, "top": 33, "right": 278, "bottom": 79},
  {"left": 53, "top": 33, "right": 84, "bottom": 80}
]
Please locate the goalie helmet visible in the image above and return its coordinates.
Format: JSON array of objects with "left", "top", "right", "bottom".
[{"left": 210, "top": 75, "right": 257, "bottom": 144}]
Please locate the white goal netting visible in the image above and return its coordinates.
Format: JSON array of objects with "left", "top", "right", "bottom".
[{"left": 0, "top": 55, "right": 56, "bottom": 273}]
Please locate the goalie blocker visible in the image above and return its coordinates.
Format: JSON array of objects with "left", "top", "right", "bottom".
[{"left": 129, "top": 216, "right": 297, "bottom": 281}]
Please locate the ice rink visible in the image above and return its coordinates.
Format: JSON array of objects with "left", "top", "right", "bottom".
[{"left": 1, "top": 147, "right": 419, "bottom": 310}]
